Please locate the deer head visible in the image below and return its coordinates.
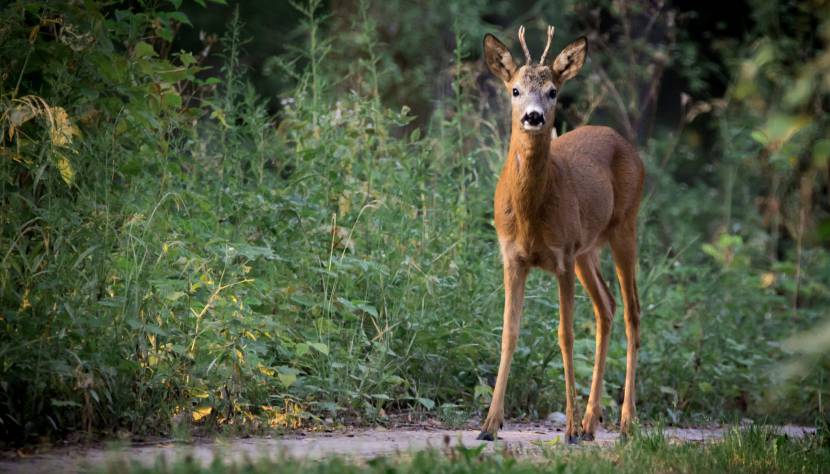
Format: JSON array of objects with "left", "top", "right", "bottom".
[{"left": 483, "top": 26, "right": 587, "bottom": 135}]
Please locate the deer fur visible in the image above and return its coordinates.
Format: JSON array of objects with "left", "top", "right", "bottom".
[{"left": 478, "top": 26, "right": 644, "bottom": 443}]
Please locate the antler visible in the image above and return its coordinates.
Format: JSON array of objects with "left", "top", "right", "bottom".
[
  {"left": 538, "top": 25, "right": 555, "bottom": 65},
  {"left": 517, "top": 25, "right": 532, "bottom": 64}
]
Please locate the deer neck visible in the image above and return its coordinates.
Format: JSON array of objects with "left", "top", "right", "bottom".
[{"left": 506, "top": 127, "right": 554, "bottom": 222}]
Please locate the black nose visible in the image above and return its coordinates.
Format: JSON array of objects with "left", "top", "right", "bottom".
[{"left": 522, "top": 111, "right": 545, "bottom": 126}]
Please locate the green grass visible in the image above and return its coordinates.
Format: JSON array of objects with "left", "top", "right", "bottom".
[{"left": 97, "top": 428, "right": 830, "bottom": 474}]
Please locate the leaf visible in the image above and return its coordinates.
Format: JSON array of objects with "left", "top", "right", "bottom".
[
  {"left": 277, "top": 366, "right": 300, "bottom": 387},
  {"left": 659, "top": 385, "right": 678, "bottom": 397},
  {"left": 384, "top": 375, "right": 405, "bottom": 385},
  {"left": 192, "top": 406, "right": 212, "bottom": 422},
  {"left": 49, "top": 107, "right": 80, "bottom": 147},
  {"left": 9, "top": 105, "right": 37, "bottom": 128},
  {"left": 134, "top": 41, "right": 157, "bottom": 59},
  {"left": 19, "top": 288, "right": 31, "bottom": 311},
  {"left": 750, "top": 130, "right": 768, "bottom": 146},
  {"left": 211, "top": 109, "right": 229, "bottom": 128},
  {"left": 142, "top": 323, "right": 168, "bottom": 337},
  {"left": 278, "top": 372, "right": 297, "bottom": 387},
  {"left": 164, "top": 291, "right": 186, "bottom": 302},
  {"left": 357, "top": 303, "right": 378, "bottom": 317},
  {"left": 51, "top": 399, "right": 82, "bottom": 408},
  {"left": 167, "top": 11, "right": 192, "bottom": 26},
  {"left": 162, "top": 91, "right": 182, "bottom": 109},
  {"left": 157, "top": 26, "right": 174, "bottom": 43},
  {"left": 55, "top": 153, "right": 75, "bottom": 186},
  {"left": 191, "top": 388, "right": 210, "bottom": 399},
  {"left": 759, "top": 114, "right": 809, "bottom": 152},
  {"left": 474, "top": 384, "right": 493, "bottom": 400},
  {"left": 309, "top": 342, "right": 329, "bottom": 355},
  {"left": 415, "top": 397, "right": 435, "bottom": 410},
  {"left": 178, "top": 51, "right": 196, "bottom": 67}
]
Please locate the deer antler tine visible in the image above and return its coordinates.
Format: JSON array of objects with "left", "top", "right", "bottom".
[
  {"left": 517, "top": 25, "right": 532, "bottom": 64},
  {"left": 539, "top": 25, "right": 556, "bottom": 65}
]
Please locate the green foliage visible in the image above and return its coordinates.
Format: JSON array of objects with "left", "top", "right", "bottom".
[{"left": 0, "top": 0, "right": 828, "bottom": 446}]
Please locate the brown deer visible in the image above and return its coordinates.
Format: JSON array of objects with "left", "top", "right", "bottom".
[{"left": 477, "top": 25, "right": 644, "bottom": 443}]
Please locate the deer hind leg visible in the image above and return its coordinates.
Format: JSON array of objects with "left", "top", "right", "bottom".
[
  {"left": 575, "top": 250, "right": 616, "bottom": 441},
  {"left": 478, "top": 261, "right": 528, "bottom": 441},
  {"left": 610, "top": 220, "right": 641, "bottom": 435},
  {"left": 556, "top": 256, "right": 581, "bottom": 443}
]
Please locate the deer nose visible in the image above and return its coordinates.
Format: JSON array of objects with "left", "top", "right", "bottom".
[{"left": 522, "top": 111, "right": 545, "bottom": 127}]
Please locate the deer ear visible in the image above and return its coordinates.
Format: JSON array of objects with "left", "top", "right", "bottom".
[
  {"left": 551, "top": 36, "right": 587, "bottom": 84},
  {"left": 483, "top": 34, "right": 518, "bottom": 83}
]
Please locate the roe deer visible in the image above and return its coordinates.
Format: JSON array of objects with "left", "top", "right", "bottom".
[{"left": 478, "top": 25, "right": 644, "bottom": 443}]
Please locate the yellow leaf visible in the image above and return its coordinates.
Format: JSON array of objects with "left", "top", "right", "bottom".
[
  {"left": 56, "top": 153, "right": 75, "bottom": 186},
  {"left": 210, "top": 109, "right": 229, "bottom": 128},
  {"left": 19, "top": 288, "right": 31, "bottom": 311},
  {"left": 49, "top": 107, "right": 80, "bottom": 147},
  {"left": 190, "top": 388, "right": 210, "bottom": 399},
  {"left": 28, "top": 24, "right": 39, "bottom": 44},
  {"left": 192, "top": 406, "right": 212, "bottom": 422},
  {"left": 9, "top": 153, "right": 27, "bottom": 164}
]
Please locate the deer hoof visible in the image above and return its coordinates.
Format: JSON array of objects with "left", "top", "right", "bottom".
[
  {"left": 581, "top": 432, "right": 595, "bottom": 442},
  {"left": 566, "top": 434, "right": 581, "bottom": 445},
  {"left": 477, "top": 431, "right": 495, "bottom": 441}
]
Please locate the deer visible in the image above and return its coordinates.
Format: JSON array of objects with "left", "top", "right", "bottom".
[{"left": 477, "top": 25, "right": 644, "bottom": 444}]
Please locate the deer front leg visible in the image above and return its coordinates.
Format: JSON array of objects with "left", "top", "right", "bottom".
[
  {"left": 478, "top": 261, "right": 528, "bottom": 441},
  {"left": 557, "top": 258, "right": 581, "bottom": 444}
]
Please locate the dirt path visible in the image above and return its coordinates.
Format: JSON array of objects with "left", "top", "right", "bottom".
[{"left": 0, "top": 424, "right": 815, "bottom": 473}]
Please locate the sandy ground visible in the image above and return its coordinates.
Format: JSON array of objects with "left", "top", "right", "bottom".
[{"left": 0, "top": 424, "right": 815, "bottom": 473}]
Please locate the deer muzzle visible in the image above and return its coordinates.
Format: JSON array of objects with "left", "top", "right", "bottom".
[{"left": 521, "top": 110, "right": 545, "bottom": 131}]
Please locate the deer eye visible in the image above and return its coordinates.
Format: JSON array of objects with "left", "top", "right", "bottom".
[
  {"left": 512, "top": 88, "right": 520, "bottom": 97},
  {"left": 548, "top": 89, "right": 557, "bottom": 99}
]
